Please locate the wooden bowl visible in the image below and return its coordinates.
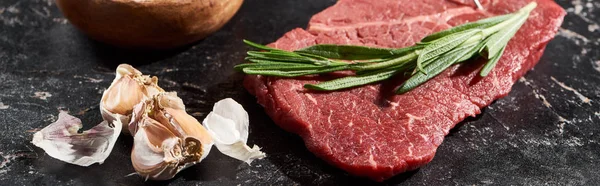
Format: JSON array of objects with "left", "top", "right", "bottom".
[{"left": 55, "top": 0, "right": 244, "bottom": 49}]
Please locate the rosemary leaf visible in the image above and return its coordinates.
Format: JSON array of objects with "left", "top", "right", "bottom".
[
  {"left": 247, "top": 51, "right": 329, "bottom": 65},
  {"left": 243, "top": 65, "right": 349, "bottom": 77},
  {"left": 481, "top": 13, "right": 529, "bottom": 59},
  {"left": 397, "top": 42, "right": 480, "bottom": 94},
  {"left": 296, "top": 51, "right": 336, "bottom": 61},
  {"left": 296, "top": 45, "right": 395, "bottom": 60},
  {"left": 305, "top": 69, "right": 398, "bottom": 91},
  {"left": 455, "top": 40, "right": 488, "bottom": 63},
  {"left": 243, "top": 40, "right": 282, "bottom": 51},
  {"left": 234, "top": 62, "right": 321, "bottom": 71},
  {"left": 269, "top": 50, "right": 303, "bottom": 57},
  {"left": 245, "top": 58, "right": 292, "bottom": 63},
  {"left": 390, "top": 45, "right": 425, "bottom": 56},
  {"left": 479, "top": 45, "right": 506, "bottom": 77},
  {"left": 416, "top": 29, "right": 480, "bottom": 73},
  {"left": 247, "top": 51, "right": 304, "bottom": 59},
  {"left": 420, "top": 14, "right": 513, "bottom": 43},
  {"left": 357, "top": 62, "right": 415, "bottom": 75},
  {"left": 352, "top": 51, "right": 418, "bottom": 71}
]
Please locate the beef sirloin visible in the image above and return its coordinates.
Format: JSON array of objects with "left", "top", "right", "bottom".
[{"left": 244, "top": 0, "right": 565, "bottom": 181}]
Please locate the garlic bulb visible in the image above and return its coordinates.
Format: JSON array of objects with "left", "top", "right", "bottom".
[
  {"left": 100, "top": 64, "right": 164, "bottom": 131},
  {"left": 129, "top": 92, "right": 213, "bottom": 180}
]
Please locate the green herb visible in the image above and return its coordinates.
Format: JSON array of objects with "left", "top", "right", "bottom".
[{"left": 235, "top": 2, "right": 537, "bottom": 94}]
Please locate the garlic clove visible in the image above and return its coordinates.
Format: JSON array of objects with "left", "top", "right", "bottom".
[
  {"left": 156, "top": 91, "right": 185, "bottom": 110},
  {"left": 138, "top": 117, "right": 179, "bottom": 150},
  {"left": 31, "top": 111, "right": 122, "bottom": 166},
  {"left": 129, "top": 93, "right": 213, "bottom": 180},
  {"left": 127, "top": 97, "right": 147, "bottom": 135},
  {"left": 203, "top": 98, "right": 265, "bottom": 164},
  {"left": 166, "top": 108, "right": 213, "bottom": 145},
  {"left": 102, "top": 75, "right": 145, "bottom": 115},
  {"left": 131, "top": 127, "right": 177, "bottom": 180},
  {"left": 131, "top": 119, "right": 183, "bottom": 180},
  {"left": 167, "top": 107, "right": 214, "bottom": 161},
  {"left": 100, "top": 64, "right": 164, "bottom": 131}
]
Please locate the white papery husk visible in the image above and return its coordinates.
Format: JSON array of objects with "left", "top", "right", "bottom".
[
  {"left": 31, "top": 64, "right": 162, "bottom": 166},
  {"left": 129, "top": 92, "right": 213, "bottom": 180},
  {"left": 31, "top": 111, "right": 122, "bottom": 166},
  {"left": 100, "top": 64, "right": 164, "bottom": 132},
  {"left": 202, "top": 98, "right": 265, "bottom": 164}
]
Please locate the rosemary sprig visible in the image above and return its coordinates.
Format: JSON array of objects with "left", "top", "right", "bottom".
[{"left": 235, "top": 2, "right": 537, "bottom": 94}]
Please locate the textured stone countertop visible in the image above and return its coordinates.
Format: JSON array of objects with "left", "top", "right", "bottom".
[{"left": 0, "top": 0, "right": 598, "bottom": 185}]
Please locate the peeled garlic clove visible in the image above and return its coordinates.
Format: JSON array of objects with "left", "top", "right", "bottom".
[
  {"left": 100, "top": 64, "right": 164, "bottom": 130},
  {"left": 131, "top": 117, "right": 187, "bottom": 180},
  {"left": 129, "top": 93, "right": 212, "bottom": 180},
  {"left": 203, "top": 98, "right": 265, "bottom": 164},
  {"left": 102, "top": 74, "right": 144, "bottom": 115},
  {"left": 166, "top": 108, "right": 213, "bottom": 152},
  {"left": 31, "top": 111, "right": 122, "bottom": 166}
]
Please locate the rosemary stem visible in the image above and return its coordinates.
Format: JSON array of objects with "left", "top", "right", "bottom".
[
  {"left": 482, "top": 2, "right": 537, "bottom": 36},
  {"left": 461, "top": 2, "right": 537, "bottom": 46},
  {"left": 462, "top": 33, "right": 484, "bottom": 48},
  {"left": 350, "top": 51, "right": 418, "bottom": 71}
]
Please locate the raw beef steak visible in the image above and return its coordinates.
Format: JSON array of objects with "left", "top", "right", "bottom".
[{"left": 245, "top": 0, "right": 565, "bottom": 181}]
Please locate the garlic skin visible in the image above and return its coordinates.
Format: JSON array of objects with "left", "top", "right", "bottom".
[
  {"left": 203, "top": 98, "right": 265, "bottom": 164},
  {"left": 129, "top": 92, "right": 213, "bottom": 180},
  {"left": 31, "top": 111, "right": 122, "bottom": 166},
  {"left": 100, "top": 64, "right": 164, "bottom": 131}
]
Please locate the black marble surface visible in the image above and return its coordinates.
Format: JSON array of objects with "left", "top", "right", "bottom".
[{"left": 0, "top": 0, "right": 599, "bottom": 185}]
